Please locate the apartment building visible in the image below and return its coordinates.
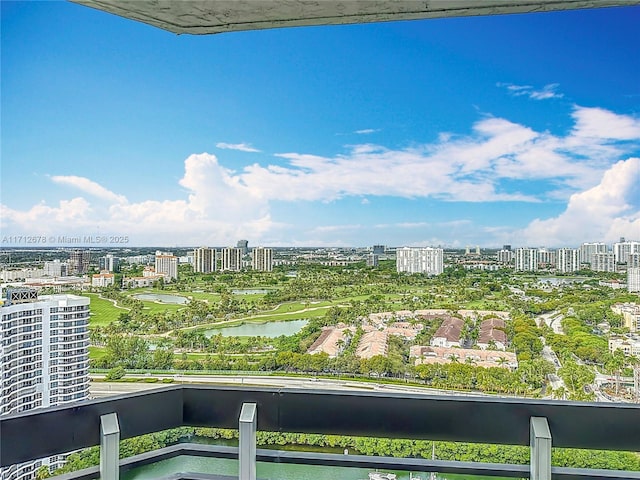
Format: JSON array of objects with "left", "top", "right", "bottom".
[
  {"left": 154, "top": 251, "right": 178, "bottom": 281},
  {"left": 221, "top": 247, "right": 244, "bottom": 272},
  {"left": 193, "top": 247, "right": 216, "bottom": 273},
  {"left": 396, "top": 247, "right": 443, "bottom": 275},
  {"left": 251, "top": 247, "right": 273, "bottom": 272},
  {"left": 514, "top": 248, "right": 538, "bottom": 272},
  {"left": 0, "top": 289, "right": 90, "bottom": 480}
]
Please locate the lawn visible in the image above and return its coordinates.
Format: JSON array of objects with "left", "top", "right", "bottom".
[{"left": 83, "top": 293, "right": 127, "bottom": 328}]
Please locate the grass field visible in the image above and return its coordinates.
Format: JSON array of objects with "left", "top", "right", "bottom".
[{"left": 84, "top": 293, "right": 128, "bottom": 328}]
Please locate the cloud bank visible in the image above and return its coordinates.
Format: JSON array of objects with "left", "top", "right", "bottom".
[{"left": 2, "top": 106, "right": 639, "bottom": 246}]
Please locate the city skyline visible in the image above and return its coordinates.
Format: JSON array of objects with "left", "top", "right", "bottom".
[{"left": 1, "top": 3, "right": 639, "bottom": 248}]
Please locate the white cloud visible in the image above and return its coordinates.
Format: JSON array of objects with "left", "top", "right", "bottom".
[
  {"left": 354, "top": 128, "right": 380, "bottom": 135},
  {"left": 498, "top": 82, "right": 563, "bottom": 100},
  {"left": 215, "top": 142, "right": 261, "bottom": 153},
  {"left": 51, "top": 176, "right": 127, "bottom": 204},
  {"left": 2, "top": 107, "right": 639, "bottom": 246},
  {"left": 518, "top": 158, "right": 640, "bottom": 246}
]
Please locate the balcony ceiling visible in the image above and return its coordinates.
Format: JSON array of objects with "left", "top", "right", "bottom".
[{"left": 70, "top": 0, "right": 639, "bottom": 35}]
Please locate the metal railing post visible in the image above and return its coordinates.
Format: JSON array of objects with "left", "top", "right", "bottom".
[
  {"left": 530, "top": 416, "right": 551, "bottom": 480},
  {"left": 100, "top": 412, "right": 120, "bottom": 480},
  {"left": 239, "top": 403, "right": 257, "bottom": 480}
]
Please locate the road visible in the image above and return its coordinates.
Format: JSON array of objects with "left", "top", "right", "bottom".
[{"left": 90, "top": 374, "right": 501, "bottom": 399}]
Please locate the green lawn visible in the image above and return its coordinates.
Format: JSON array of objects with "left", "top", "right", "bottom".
[
  {"left": 84, "top": 293, "right": 127, "bottom": 328},
  {"left": 89, "top": 346, "right": 107, "bottom": 360}
]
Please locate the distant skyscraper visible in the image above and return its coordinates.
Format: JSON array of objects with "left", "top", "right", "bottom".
[
  {"left": 515, "top": 248, "right": 538, "bottom": 272},
  {"left": 372, "top": 245, "right": 385, "bottom": 255},
  {"left": 367, "top": 254, "right": 379, "bottom": 267},
  {"left": 155, "top": 251, "right": 178, "bottom": 280},
  {"left": 68, "top": 249, "right": 91, "bottom": 275},
  {"left": 222, "top": 247, "right": 243, "bottom": 272},
  {"left": 193, "top": 247, "right": 216, "bottom": 273},
  {"left": 396, "top": 247, "right": 443, "bottom": 275},
  {"left": 251, "top": 247, "right": 273, "bottom": 272},
  {"left": 579, "top": 242, "right": 607, "bottom": 265},
  {"left": 0, "top": 289, "right": 90, "bottom": 479},
  {"left": 628, "top": 268, "right": 640, "bottom": 293},
  {"left": 537, "top": 247, "right": 555, "bottom": 267},
  {"left": 237, "top": 239, "right": 249, "bottom": 255},
  {"left": 99, "top": 254, "right": 119, "bottom": 273},
  {"left": 556, "top": 248, "right": 579, "bottom": 273},
  {"left": 497, "top": 249, "right": 513, "bottom": 264},
  {"left": 44, "top": 259, "right": 67, "bottom": 277},
  {"left": 592, "top": 252, "right": 616, "bottom": 273},
  {"left": 614, "top": 240, "right": 640, "bottom": 264},
  {"left": 503, "top": 244, "right": 512, "bottom": 251},
  {"left": 629, "top": 253, "right": 640, "bottom": 269}
]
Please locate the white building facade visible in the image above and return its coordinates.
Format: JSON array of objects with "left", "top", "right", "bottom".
[
  {"left": 221, "top": 247, "right": 244, "bottom": 272},
  {"left": 579, "top": 242, "right": 607, "bottom": 266},
  {"left": 193, "top": 247, "right": 216, "bottom": 273},
  {"left": 556, "top": 248, "right": 580, "bottom": 273},
  {"left": 614, "top": 240, "right": 640, "bottom": 264},
  {"left": 515, "top": 248, "right": 538, "bottom": 272},
  {"left": 628, "top": 268, "right": 640, "bottom": 293},
  {"left": 0, "top": 289, "right": 90, "bottom": 480},
  {"left": 154, "top": 251, "right": 178, "bottom": 281},
  {"left": 251, "top": 247, "right": 273, "bottom": 272},
  {"left": 396, "top": 247, "right": 443, "bottom": 275},
  {"left": 592, "top": 252, "right": 616, "bottom": 273}
]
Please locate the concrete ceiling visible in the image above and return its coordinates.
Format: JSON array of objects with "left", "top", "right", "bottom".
[{"left": 71, "top": 0, "right": 639, "bottom": 35}]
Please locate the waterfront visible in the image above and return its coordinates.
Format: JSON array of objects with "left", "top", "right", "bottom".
[{"left": 203, "top": 319, "right": 308, "bottom": 337}]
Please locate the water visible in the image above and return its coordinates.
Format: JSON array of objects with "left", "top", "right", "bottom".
[
  {"left": 133, "top": 293, "right": 190, "bottom": 304},
  {"left": 204, "top": 319, "right": 308, "bottom": 338},
  {"left": 122, "top": 456, "right": 511, "bottom": 480}
]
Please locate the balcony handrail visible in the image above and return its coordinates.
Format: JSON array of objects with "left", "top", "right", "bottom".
[{"left": 2, "top": 385, "right": 639, "bottom": 468}]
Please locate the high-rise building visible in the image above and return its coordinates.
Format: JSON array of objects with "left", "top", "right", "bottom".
[
  {"left": 0, "top": 289, "right": 90, "bottom": 480},
  {"left": 154, "top": 251, "right": 178, "bottom": 281},
  {"left": 592, "top": 252, "right": 616, "bottom": 273},
  {"left": 99, "top": 254, "right": 119, "bottom": 273},
  {"left": 537, "top": 247, "right": 555, "bottom": 268},
  {"left": 614, "top": 240, "right": 640, "bottom": 264},
  {"left": 68, "top": 249, "right": 91, "bottom": 275},
  {"left": 221, "top": 247, "right": 243, "bottom": 272},
  {"left": 366, "top": 254, "right": 379, "bottom": 267},
  {"left": 372, "top": 245, "right": 385, "bottom": 255},
  {"left": 579, "top": 242, "right": 607, "bottom": 265},
  {"left": 251, "top": 247, "right": 273, "bottom": 272},
  {"left": 629, "top": 253, "right": 640, "bottom": 269},
  {"left": 496, "top": 249, "right": 513, "bottom": 264},
  {"left": 396, "top": 247, "right": 443, "bottom": 275},
  {"left": 556, "top": 248, "right": 579, "bottom": 273},
  {"left": 628, "top": 268, "right": 640, "bottom": 293},
  {"left": 515, "top": 248, "right": 538, "bottom": 272},
  {"left": 193, "top": 247, "right": 216, "bottom": 273},
  {"left": 43, "top": 260, "right": 67, "bottom": 277},
  {"left": 237, "top": 239, "right": 249, "bottom": 255}
]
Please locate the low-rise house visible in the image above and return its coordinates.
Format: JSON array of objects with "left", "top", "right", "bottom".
[
  {"left": 410, "top": 345, "right": 518, "bottom": 369},
  {"left": 430, "top": 317, "right": 464, "bottom": 348}
]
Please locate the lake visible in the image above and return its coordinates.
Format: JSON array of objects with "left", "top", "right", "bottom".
[
  {"left": 133, "top": 293, "right": 190, "bottom": 304},
  {"left": 204, "top": 319, "right": 308, "bottom": 338}
]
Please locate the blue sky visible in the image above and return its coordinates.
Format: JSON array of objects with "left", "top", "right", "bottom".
[{"left": 1, "top": 2, "right": 639, "bottom": 248}]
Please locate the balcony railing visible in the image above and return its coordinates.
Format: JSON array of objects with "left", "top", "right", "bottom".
[{"left": 1, "top": 385, "right": 639, "bottom": 480}]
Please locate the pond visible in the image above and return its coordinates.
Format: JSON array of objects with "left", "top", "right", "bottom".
[
  {"left": 122, "top": 455, "right": 508, "bottom": 480},
  {"left": 203, "top": 319, "right": 308, "bottom": 338},
  {"left": 132, "top": 293, "right": 190, "bottom": 304}
]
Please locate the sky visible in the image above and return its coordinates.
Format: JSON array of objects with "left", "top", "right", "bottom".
[{"left": 1, "top": 2, "right": 639, "bottom": 249}]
